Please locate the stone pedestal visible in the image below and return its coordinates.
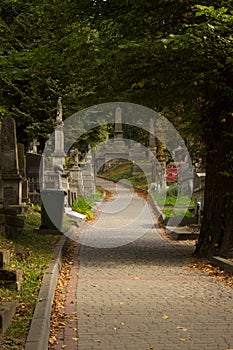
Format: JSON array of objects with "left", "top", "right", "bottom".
[
  {"left": 0, "top": 116, "right": 23, "bottom": 208},
  {"left": 2, "top": 175, "right": 23, "bottom": 207}
]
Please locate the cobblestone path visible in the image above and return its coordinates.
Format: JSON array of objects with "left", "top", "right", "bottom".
[{"left": 60, "top": 179, "right": 233, "bottom": 350}]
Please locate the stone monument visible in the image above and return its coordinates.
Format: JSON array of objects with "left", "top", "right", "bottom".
[
  {"left": 0, "top": 116, "right": 23, "bottom": 207},
  {"left": 82, "top": 145, "right": 96, "bottom": 196},
  {"left": 114, "top": 106, "right": 123, "bottom": 139},
  {"left": 52, "top": 97, "right": 66, "bottom": 168}
]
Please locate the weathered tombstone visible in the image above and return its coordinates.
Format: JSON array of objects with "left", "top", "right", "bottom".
[
  {"left": 26, "top": 152, "right": 42, "bottom": 204},
  {"left": 178, "top": 163, "right": 193, "bottom": 196},
  {"left": 68, "top": 148, "right": 84, "bottom": 205},
  {"left": 0, "top": 116, "right": 23, "bottom": 207},
  {"left": 37, "top": 98, "right": 67, "bottom": 232},
  {"left": 82, "top": 145, "right": 96, "bottom": 196},
  {"left": 0, "top": 301, "right": 17, "bottom": 334}
]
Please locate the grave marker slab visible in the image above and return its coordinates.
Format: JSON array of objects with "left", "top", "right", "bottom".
[{"left": 0, "top": 116, "right": 22, "bottom": 207}]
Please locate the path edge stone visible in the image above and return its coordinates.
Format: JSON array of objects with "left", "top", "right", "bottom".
[
  {"left": 25, "top": 234, "right": 69, "bottom": 350},
  {"left": 211, "top": 256, "right": 233, "bottom": 274}
]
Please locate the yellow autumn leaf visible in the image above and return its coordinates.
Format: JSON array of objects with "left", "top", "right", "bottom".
[
  {"left": 179, "top": 338, "right": 186, "bottom": 342},
  {"left": 72, "top": 337, "right": 78, "bottom": 341},
  {"left": 162, "top": 315, "right": 169, "bottom": 319}
]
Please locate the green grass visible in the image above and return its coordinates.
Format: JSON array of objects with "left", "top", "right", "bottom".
[
  {"left": 101, "top": 162, "right": 195, "bottom": 207},
  {"left": 162, "top": 208, "right": 194, "bottom": 224},
  {"left": 72, "top": 189, "right": 104, "bottom": 220},
  {"left": 72, "top": 196, "right": 94, "bottom": 219},
  {"left": 0, "top": 206, "right": 60, "bottom": 347},
  {"left": 153, "top": 192, "right": 195, "bottom": 207},
  {"left": 101, "top": 162, "right": 148, "bottom": 189}
]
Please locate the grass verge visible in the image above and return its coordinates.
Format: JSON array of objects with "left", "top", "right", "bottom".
[{"left": 0, "top": 205, "right": 60, "bottom": 349}]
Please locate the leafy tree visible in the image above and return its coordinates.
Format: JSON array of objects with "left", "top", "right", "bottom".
[
  {"left": 87, "top": 1, "right": 233, "bottom": 257},
  {"left": 0, "top": 0, "right": 232, "bottom": 256}
]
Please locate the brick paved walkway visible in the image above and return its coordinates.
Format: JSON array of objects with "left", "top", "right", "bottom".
[{"left": 55, "top": 179, "right": 233, "bottom": 350}]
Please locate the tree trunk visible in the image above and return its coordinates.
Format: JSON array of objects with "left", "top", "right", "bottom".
[{"left": 195, "top": 116, "right": 233, "bottom": 258}]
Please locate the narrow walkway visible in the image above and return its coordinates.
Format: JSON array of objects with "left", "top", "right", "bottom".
[{"left": 56, "top": 179, "right": 233, "bottom": 350}]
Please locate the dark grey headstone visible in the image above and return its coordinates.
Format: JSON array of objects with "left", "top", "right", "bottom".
[{"left": 0, "top": 116, "right": 19, "bottom": 176}]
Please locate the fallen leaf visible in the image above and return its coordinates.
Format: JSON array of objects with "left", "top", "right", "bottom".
[
  {"left": 179, "top": 338, "right": 186, "bottom": 342},
  {"left": 72, "top": 337, "right": 78, "bottom": 341},
  {"left": 162, "top": 315, "right": 169, "bottom": 319},
  {"left": 126, "top": 288, "right": 131, "bottom": 291},
  {"left": 49, "top": 336, "right": 56, "bottom": 345}
]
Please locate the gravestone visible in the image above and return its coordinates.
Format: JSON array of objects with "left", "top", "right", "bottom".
[
  {"left": 37, "top": 98, "right": 68, "bottom": 232},
  {"left": 0, "top": 116, "right": 23, "bottom": 207},
  {"left": 82, "top": 146, "right": 96, "bottom": 196},
  {"left": 0, "top": 301, "right": 17, "bottom": 334},
  {"left": 114, "top": 106, "right": 123, "bottom": 139},
  {"left": 52, "top": 97, "right": 66, "bottom": 169},
  {"left": 95, "top": 107, "right": 129, "bottom": 172},
  {"left": 26, "top": 152, "right": 42, "bottom": 205},
  {"left": 68, "top": 148, "right": 84, "bottom": 205}
]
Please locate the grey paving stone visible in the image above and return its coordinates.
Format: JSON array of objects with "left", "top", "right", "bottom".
[{"left": 75, "top": 179, "right": 233, "bottom": 350}]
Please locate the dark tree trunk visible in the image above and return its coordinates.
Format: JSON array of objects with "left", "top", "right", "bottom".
[{"left": 195, "top": 115, "right": 233, "bottom": 258}]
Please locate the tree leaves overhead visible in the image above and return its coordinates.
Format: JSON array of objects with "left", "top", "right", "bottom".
[
  {"left": 1, "top": 0, "right": 233, "bottom": 255},
  {"left": 1, "top": 0, "right": 232, "bottom": 144}
]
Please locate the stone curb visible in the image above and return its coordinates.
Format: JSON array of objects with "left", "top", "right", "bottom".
[
  {"left": 147, "top": 192, "right": 165, "bottom": 225},
  {"left": 211, "top": 256, "right": 233, "bottom": 274},
  {"left": 25, "top": 233, "right": 70, "bottom": 350}
]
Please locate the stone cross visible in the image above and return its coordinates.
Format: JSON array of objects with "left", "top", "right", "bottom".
[
  {"left": 73, "top": 148, "right": 81, "bottom": 165},
  {"left": 29, "top": 139, "right": 40, "bottom": 154},
  {"left": 114, "top": 106, "right": 123, "bottom": 139}
]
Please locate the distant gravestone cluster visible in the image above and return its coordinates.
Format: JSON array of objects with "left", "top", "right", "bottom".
[{"left": 0, "top": 99, "right": 206, "bottom": 233}]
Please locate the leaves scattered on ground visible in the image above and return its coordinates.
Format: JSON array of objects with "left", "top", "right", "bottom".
[
  {"left": 49, "top": 241, "right": 76, "bottom": 349},
  {"left": 190, "top": 260, "right": 233, "bottom": 287},
  {"left": 0, "top": 228, "right": 59, "bottom": 349}
]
